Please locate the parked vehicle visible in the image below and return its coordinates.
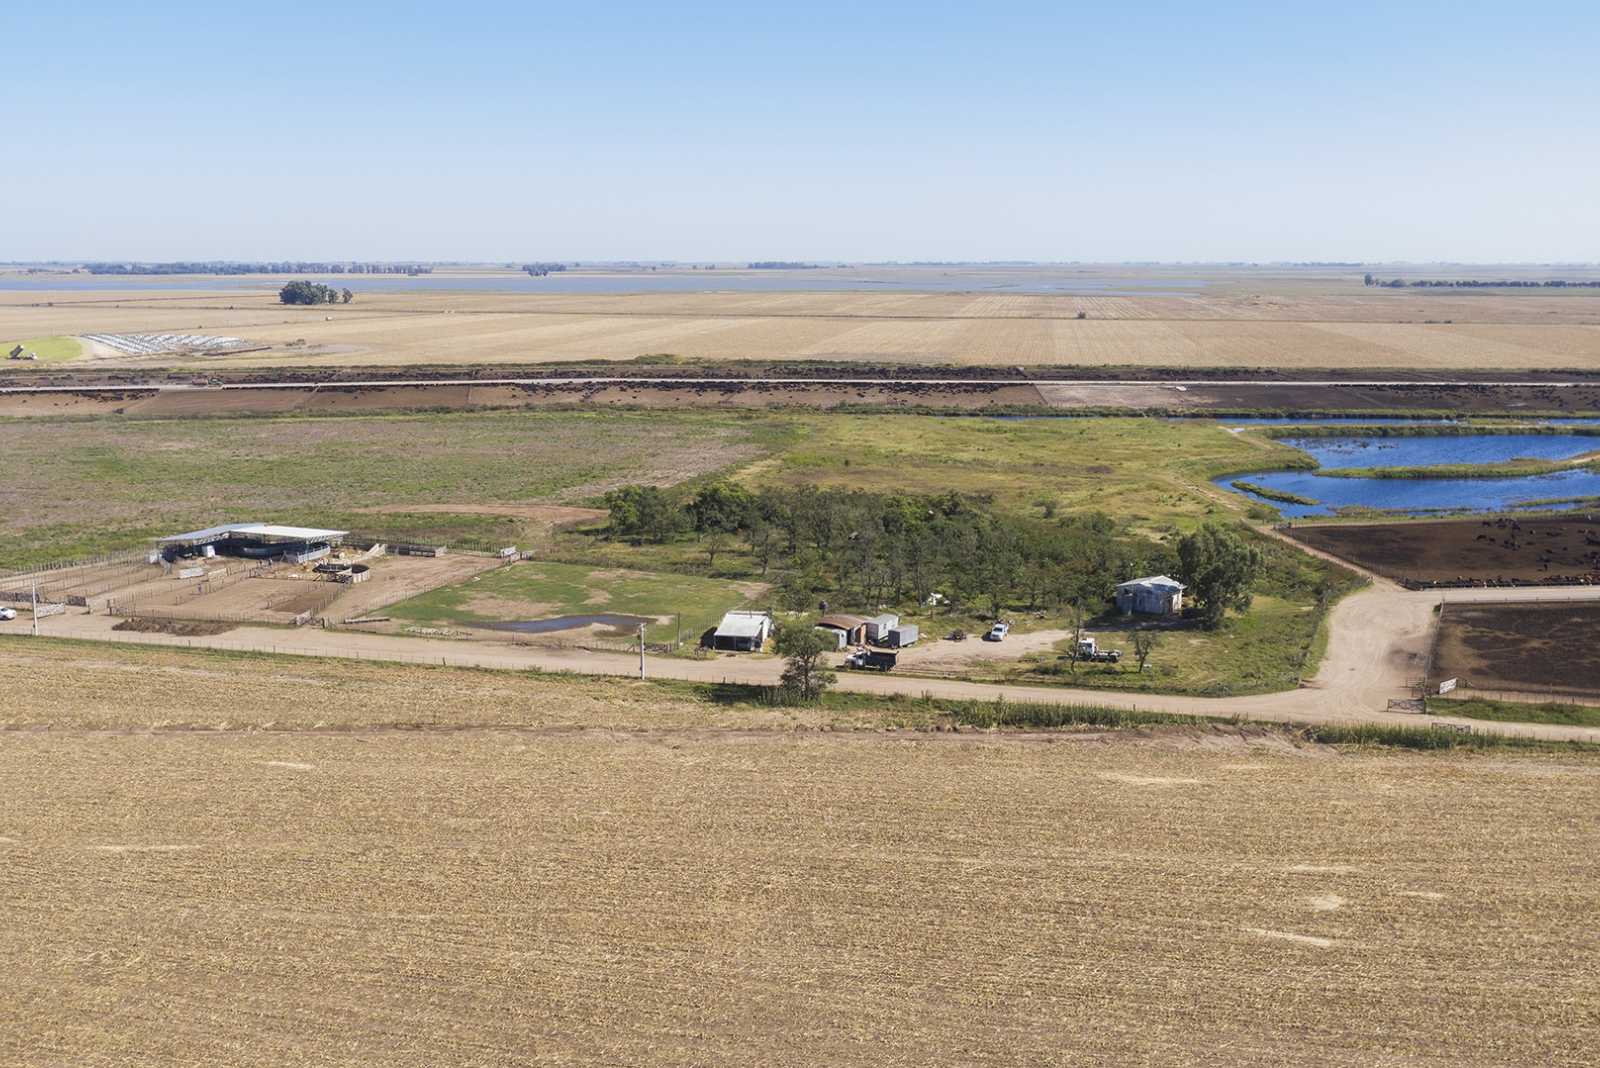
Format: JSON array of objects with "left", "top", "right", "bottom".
[
  {"left": 1074, "top": 636, "right": 1122, "bottom": 663},
  {"left": 984, "top": 621, "right": 1010, "bottom": 642},
  {"left": 844, "top": 649, "right": 897, "bottom": 672},
  {"left": 0, "top": 607, "right": 15, "bottom": 621},
  {"left": 885, "top": 623, "right": 919, "bottom": 648},
  {"left": 946, "top": 629, "right": 968, "bottom": 642}
]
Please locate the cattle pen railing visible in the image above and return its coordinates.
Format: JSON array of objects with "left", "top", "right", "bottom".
[{"left": 106, "top": 565, "right": 349, "bottom": 625}]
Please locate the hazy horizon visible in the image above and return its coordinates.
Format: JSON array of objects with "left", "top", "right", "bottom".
[
  {"left": 6, "top": 2, "right": 1598, "bottom": 264},
  {"left": 8, "top": 259, "right": 1600, "bottom": 270}
]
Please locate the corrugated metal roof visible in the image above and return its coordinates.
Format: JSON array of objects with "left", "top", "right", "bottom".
[
  {"left": 158, "top": 523, "right": 253, "bottom": 544},
  {"left": 1117, "top": 574, "right": 1185, "bottom": 591},
  {"left": 159, "top": 522, "right": 348, "bottom": 544},
  {"left": 714, "top": 611, "right": 770, "bottom": 638},
  {"left": 234, "top": 524, "right": 349, "bottom": 541},
  {"left": 817, "top": 613, "right": 867, "bottom": 629}
]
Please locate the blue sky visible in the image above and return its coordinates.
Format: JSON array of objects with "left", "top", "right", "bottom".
[{"left": 4, "top": 2, "right": 1597, "bottom": 262}]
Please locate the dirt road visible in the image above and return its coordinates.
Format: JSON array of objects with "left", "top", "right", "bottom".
[{"left": 11, "top": 579, "right": 1600, "bottom": 742}]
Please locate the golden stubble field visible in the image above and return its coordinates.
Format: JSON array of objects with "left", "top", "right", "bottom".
[
  {"left": 5, "top": 282, "right": 1600, "bottom": 370},
  {"left": 2, "top": 639, "right": 1598, "bottom": 1066}
]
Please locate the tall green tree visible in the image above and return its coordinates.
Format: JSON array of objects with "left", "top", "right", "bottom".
[
  {"left": 687, "top": 481, "right": 755, "bottom": 534},
  {"left": 602, "top": 485, "right": 685, "bottom": 544},
  {"left": 773, "top": 621, "right": 836, "bottom": 703},
  {"left": 1176, "top": 523, "right": 1263, "bottom": 628}
]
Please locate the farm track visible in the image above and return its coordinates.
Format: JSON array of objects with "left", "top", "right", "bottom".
[
  {"left": 10, "top": 581, "right": 1600, "bottom": 742},
  {"left": 8, "top": 373, "right": 1600, "bottom": 393}
]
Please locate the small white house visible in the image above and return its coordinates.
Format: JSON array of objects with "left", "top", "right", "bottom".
[
  {"left": 1115, "top": 575, "right": 1185, "bottom": 617},
  {"left": 712, "top": 610, "right": 771, "bottom": 652}
]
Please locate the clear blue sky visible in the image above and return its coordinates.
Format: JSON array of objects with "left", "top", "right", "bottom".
[{"left": 4, "top": 2, "right": 1597, "bottom": 262}]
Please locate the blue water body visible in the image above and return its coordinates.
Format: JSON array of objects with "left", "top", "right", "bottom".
[
  {"left": 1219, "top": 469, "right": 1600, "bottom": 519},
  {"left": 1282, "top": 433, "right": 1600, "bottom": 470},
  {"left": 0, "top": 269, "right": 1210, "bottom": 297},
  {"left": 1217, "top": 416, "right": 1458, "bottom": 428},
  {"left": 1217, "top": 416, "right": 1600, "bottom": 429}
]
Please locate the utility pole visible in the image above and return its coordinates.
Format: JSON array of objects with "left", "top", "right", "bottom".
[
  {"left": 638, "top": 621, "right": 646, "bottom": 678},
  {"left": 31, "top": 581, "right": 38, "bottom": 637}
]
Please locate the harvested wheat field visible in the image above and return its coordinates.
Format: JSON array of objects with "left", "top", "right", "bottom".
[
  {"left": 2, "top": 638, "right": 1598, "bottom": 1066},
  {"left": 7, "top": 284, "right": 1600, "bottom": 370}
]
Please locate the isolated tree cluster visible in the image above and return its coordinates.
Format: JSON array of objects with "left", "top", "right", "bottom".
[
  {"left": 1175, "top": 523, "right": 1264, "bottom": 628},
  {"left": 772, "top": 621, "right": 837, "bottom": 703},
  {"left": 278, "top": 280, "right": 353, "bottom": 305},
  {"left": 602, "top": 482, "right": 1224, "bottom": 621}
]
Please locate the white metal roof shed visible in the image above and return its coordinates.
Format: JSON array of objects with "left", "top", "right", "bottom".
[
  {"left": 714, "top": 610, "right": 771, "bottom": 639},
  {"left": 1116, "top": 574, "right": 1186, "bottom": 592},
  {"left": 159, "top": 523, "right": 349, "bottom": 546}
]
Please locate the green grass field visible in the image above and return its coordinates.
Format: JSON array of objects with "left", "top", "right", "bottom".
[
  {"left": 0, "top": 410, "right": 795, "bottom": 569},
  {"left": 1427, "top": 696, "right": 1600, "bottom": 728},
  {"left": 0, "top": 411, "right": 1292, "bottom": 568},
  {"left": 387, "top": 560, "right": 764, "bottom": 644},
  {"left": 745, "top": 414, "right": 1309, "bottom": 535},
  {"left": 2, "top": 335, "right": 81, "bottom": 363},
  {"left": 1011, "top": 596, "right": 1317, "bottom": 696}
]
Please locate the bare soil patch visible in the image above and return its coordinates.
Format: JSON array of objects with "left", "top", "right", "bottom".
[
  {"left": 1290, "top": 516, "right": 1600, "bottom": 587},
  {"left": 460, "top": 592, "right": 556, "bottom": 618},
  {"left": 1434, "top": 601, "right": 1600, "bottom": 699},
  {"left": 328, "top": 554, "right": 503, "bottom": 621},
  {"left": 112, "top": 617, "right": 234, "bottom": 636},
  {"left": 10, "top": 280, "right": 1600, "bottom": 371}
]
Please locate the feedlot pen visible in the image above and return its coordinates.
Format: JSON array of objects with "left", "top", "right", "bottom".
[
  {"left": 1432, "top": 598, "right": 1600, "bottom": 700},
  {"left": 5, "top": 548, "right": 504, "bottom": 627}
]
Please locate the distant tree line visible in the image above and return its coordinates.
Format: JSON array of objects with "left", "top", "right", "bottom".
[
  {"left": 87, "top": 262, "right": 433, "bottom": 275},
  {"left": 600, "top": 483, "right": 1262, "bottom": 627},
  {"left": 521, "top": 263, "right": 570, "bottom": 277},
  {"left": 747, "top": 262, "right": 819, "bottom": 269},
  {"left": 1364, "top": 273, "right": 1600, "bottom": 289},
  {"left": 279, "top": 280, "right": 352, "bottom": 305}
]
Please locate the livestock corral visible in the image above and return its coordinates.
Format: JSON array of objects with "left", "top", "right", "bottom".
[
  {"left": 0, "top": 533, "right": 501, "bottom": 630},
  {"left": 1289, "top": 516, "right": 1600, "bottom": 588},
  {"left": 1433, "top": 600, "right": 1600, "bottom": 701}
]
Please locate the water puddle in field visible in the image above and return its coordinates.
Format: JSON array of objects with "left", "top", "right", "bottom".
[{"left": 481, "top": 613, "right": 653, "bottom": 635}]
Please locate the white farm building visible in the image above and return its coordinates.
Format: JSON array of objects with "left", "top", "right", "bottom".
[
  {"left": 712, "top": 610, "right": 772, "bottom": 652},
  {"left": 158, "top": 522, "right": 349, "bottom": 564},
  {"left": 1115, "top": 575, "right": 1185, "bottom": 617}
]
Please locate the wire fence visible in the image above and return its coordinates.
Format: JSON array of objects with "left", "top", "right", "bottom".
[
  {"left": 68, "top": 630, "right": 630, "bottom": 672},
  {"left": 106, "top": 565, "right": 348, "bottom": 624},
  {"left": 0, "top": 548, "right": 149, "bottom": 585},
  {"left": 1438, "top": 590, "right": 1600, "bottom": 606}
]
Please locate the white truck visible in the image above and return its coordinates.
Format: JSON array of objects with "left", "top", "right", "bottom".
[{"left": 1075, "top": 636, "right": 1122, "bottom": 664}]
